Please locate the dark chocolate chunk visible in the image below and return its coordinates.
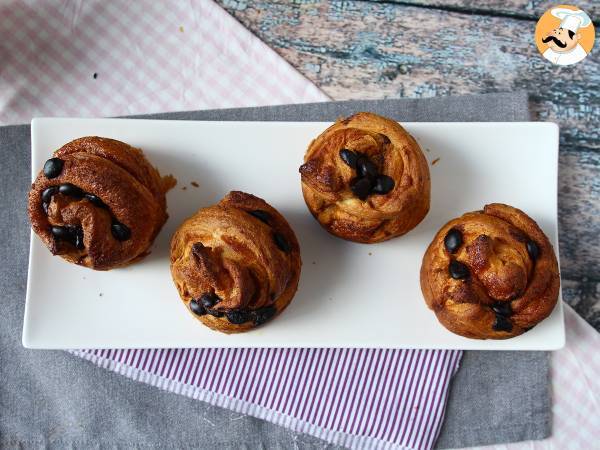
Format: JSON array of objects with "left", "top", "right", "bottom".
[
  {"left": 226, "top": 309, "right": 251, "bottom": 325},
  {"left": 526, "top": 240, "right": 540, "bottom": 261},
  {"left": 350, "top": 177, "right": 372, "bottom": 200},
  {"left": 206, "top": 309, "right": 223, "bottom": 318},
  {"left": 248, "top": 210, "right": 271, "bottom": 224},
  {"left": 274, "top": 232, "right": 291, "bottom": 253},
  {"left": 357, "top": 158, "right": 378, "bottom": 179},
  {"left": 58, "top": 183, "right": 83, "bottom": 198},
  {"left": 491, "top": 301, "right": 512, "bottom": 317},
  {"left": 111, "top": 221, "right": 131, "bottom": 241},
  {"left": 41, "top": 186, "right": 58, "bottom": 203},
  {"left": 189, "top": 299, "right": 206, "bottom": 316},
  {"left": 200, "top": 292, "right": 221, "bottom": 308},
  {"left": 371, "top": 175, "right": 395, "bottom": 195},
  {"left": 339, "top": 149, "right": 358, "bottom": 169},
  {"left": 449, "top": 260, "right": 469, "bottom": 279},
  {"left": 252, "top": 305, "right": 277, "bottom": 325},
  {"left": 444, "top": 229, "right": 463, "bottom": 254},
  {"left": 50, "top": 226, "right": 71, "bottom": 240},
  {"left": 492, "top": 314, "right": 513, "bottom": 332},
  {"left": 43, "top": 158, "right": 63, "bottom": 179},
  {"left": 85, "top": 193, "right": 106, "bottom": 208}
]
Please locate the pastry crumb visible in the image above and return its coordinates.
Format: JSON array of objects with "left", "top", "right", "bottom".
[
  {"left": 163, "top": 174, "right": 177, "bottom": 191},
  {"left": 431, "top": 157, "right": 440, "bottom": 165},
  {"left": 182, "top": 186, "right": 187, "bottom": 191},
  {"left": 179, "top": 25, "right": 184, "bottom": 33},
  {"left": 191, "top": 181, "right": 199, "bottom": 188}
]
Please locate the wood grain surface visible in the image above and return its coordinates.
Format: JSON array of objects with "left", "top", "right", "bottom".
[{"left": 218, "top": 0, "right": 599, "bottom": 330}]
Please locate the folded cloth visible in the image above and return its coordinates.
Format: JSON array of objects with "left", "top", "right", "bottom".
[
  {"left": 0, "top": 93, "right": 552, "bottom": 450},
  {"left": 460, "top": 305, "right": 600, "bottom": 450}
]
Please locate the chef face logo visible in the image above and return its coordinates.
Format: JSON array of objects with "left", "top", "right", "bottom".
[{"left": 535, "top": 5, "right": 595, "bottom": 66}]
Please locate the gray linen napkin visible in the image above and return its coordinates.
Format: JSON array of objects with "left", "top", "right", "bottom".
[{"left": 0, "top": 92, "right": 550, "bottom": 449}]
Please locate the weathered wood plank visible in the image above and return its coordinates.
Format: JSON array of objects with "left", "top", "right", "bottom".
[
  {"left": 367, "top": 0, "right": 600, "bottom": 22},
  {"left": 562, "top": 278, "right": 600, "bottom": 328},
  {"left": 219, "top": 1, "right": 600, "bottom": 151},
  {"left": 218, "top": 0, "right": 600, "bottom": 329}
]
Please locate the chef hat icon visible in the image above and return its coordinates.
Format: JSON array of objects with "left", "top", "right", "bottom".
[{"left": 551, "top": 7, "right": 592, "bottom": 33}]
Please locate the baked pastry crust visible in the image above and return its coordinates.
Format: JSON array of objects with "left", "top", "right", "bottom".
[
  {"left": 28, "top": 136, "right": 173, "bottom": 270},
  {"left": 420, "top": 203, "right": 560, "bottom": 339},
  {"left": 170, "top": 191, "right": 301, "bottom": 333},
  {"left": 299, "top": 112, "right": 430, "bottom": 243}
]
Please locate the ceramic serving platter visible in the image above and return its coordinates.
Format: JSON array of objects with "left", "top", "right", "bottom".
[{"left": 23, "top": 118, "right": 564, "bottom": 350}]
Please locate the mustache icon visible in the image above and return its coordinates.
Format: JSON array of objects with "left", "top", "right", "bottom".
[{"left": 542, "top": 35, "right": 567, "bottom": 48}]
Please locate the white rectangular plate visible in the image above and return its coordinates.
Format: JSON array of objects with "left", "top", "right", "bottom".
[{"left": 24, "top": 118, "right": 564, "bottom": 350}]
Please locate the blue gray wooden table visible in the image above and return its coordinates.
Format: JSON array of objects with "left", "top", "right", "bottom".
[{"left": 218, "top": 0, "right": 600, "bottom": 330}]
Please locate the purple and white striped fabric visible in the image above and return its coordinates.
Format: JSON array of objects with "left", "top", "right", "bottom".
[
  {"left": 2, "top": 0, "right": 463, "bottom": 448},
  {"left": 71, "top": 348, "right": 462, "bottom": 450}
]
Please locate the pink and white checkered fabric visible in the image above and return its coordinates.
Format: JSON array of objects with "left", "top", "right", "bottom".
[{"left": 0, "top": 0, "right": 325, "bottom": 124}]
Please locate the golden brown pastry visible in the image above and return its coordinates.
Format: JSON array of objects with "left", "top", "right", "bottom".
[
  {"left": 299, "top": 112, "right": 430, "bottom": 243},
  {"left": 420, "top": 203, "right": 560, "bottom": 339},
  {"left": 170, "top": 191, "right": 301, "bottom": 333},
  {"left": 28, "top": 136, "right": 174, "bottom": 270}
]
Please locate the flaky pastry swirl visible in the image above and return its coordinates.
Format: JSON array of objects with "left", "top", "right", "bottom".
[
  {"left": 170, "top": 191, "right": 301, "bottom": 333},
  {"left": 299, "top": 112, "right": 430, "bottom": 243},
  {"left": 420, "top": 203, "right": 560, "bottom": 339},
  {"left": 28, "top": 136, "right": 173, "bottom": 270}
]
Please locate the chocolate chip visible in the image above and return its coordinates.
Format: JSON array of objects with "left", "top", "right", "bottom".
[
  {"left": 111, "top": 222, "right": 131, "bottom": 241},
  {"left": 41, "top": 186, "right": 58, "bottom": 203},
  {"left": 189, "top": 299, "right": 206, "bottom": 316},
  {"left": 526, "top": 240, "right": 540, "bottom": 261},
  {"left": 248, "top": 210, "right": 271, "bottom": 224},
  {"left": 444, "top": 229, "right": 463, "bottom": 253},
  {"left": 50, "top": 226, "right": 71, "bottom": 240},
  {"left": 357, "top": 158, "right": 378, "bottom": 179},
  {"left": 58, "top": 183, "right": 83, "bottom": 198},
  {"left": 252, "top": 305, "right": 277, "bottom": 325},
  {"left": 43, "top": 158, "right": 63, "bottom": 179},
  {"left": 339, "top": 149, "right": 358, "bottom": 169},
  {"left": 492, "top": 314, "right": 513, "bottom": 332},
  {"left": 206, "top": 309, "right": 223, "bottom": 317},
  {"left": 85, "top": 193, "right": 106, "bottom": 208},
  {"left": 226, "top": 309, "right": 251, "bottom": 324},
  {"left": 492, "top": 301, "right": 512, "bottom": 317},
  {"left": 449, "top": 260, "right": 469, "bottom": 279},
  {"left": 200, "top": 292, "right": 221, "bottom": 308},
  {"left": 371, "top": 175, "right": 395, "bottom": 195},
  {"left": 274, "top": 232, "right": 291, "bottom": 253},
  {"left": 350, "top": 177, "right": 372, "bottom": 200}
]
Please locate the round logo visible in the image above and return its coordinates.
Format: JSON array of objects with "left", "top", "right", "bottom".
[{"left": 535, "top": 5, "right": 595, "bottom": 66}]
